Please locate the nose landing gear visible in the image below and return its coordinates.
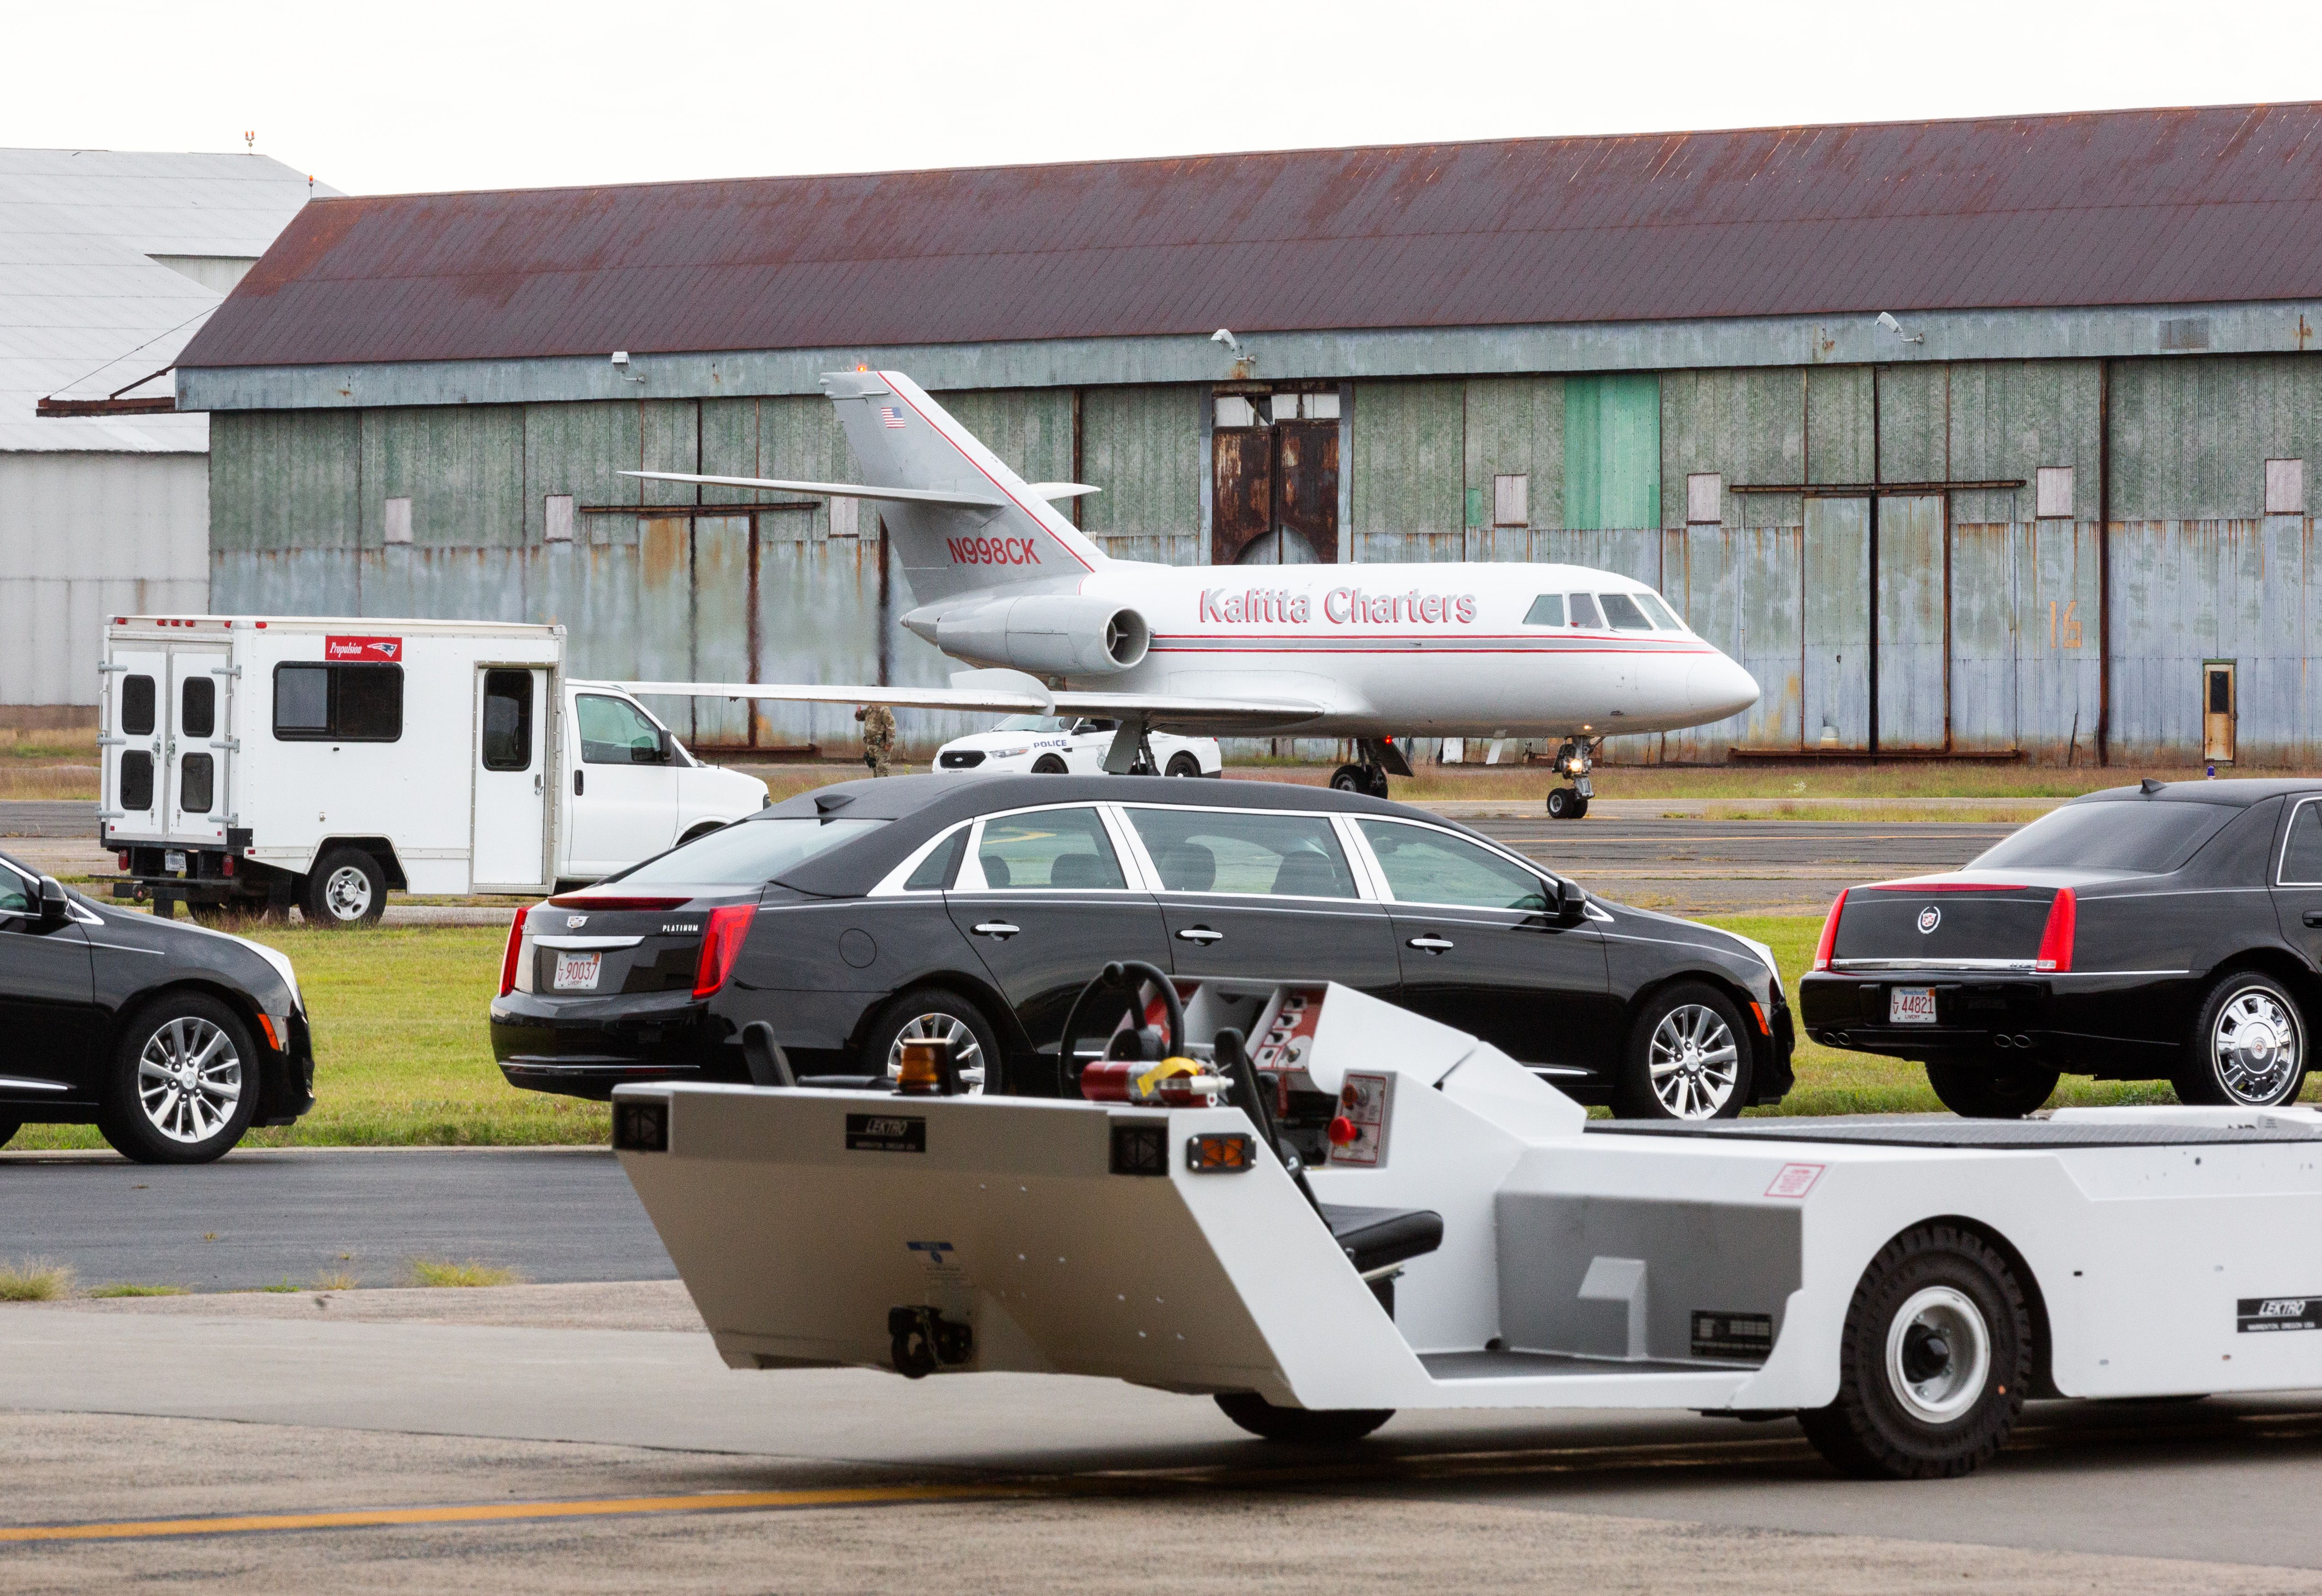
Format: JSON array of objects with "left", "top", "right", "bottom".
[{"left": 1546, "top": 738, "right": 1595, "bottom": 820}]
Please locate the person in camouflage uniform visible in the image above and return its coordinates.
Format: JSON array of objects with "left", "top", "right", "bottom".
[{"left": 856, "top": 702, "right": 897, "bottom": 777}]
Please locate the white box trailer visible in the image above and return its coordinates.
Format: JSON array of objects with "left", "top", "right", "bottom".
[{"left": 98, "top": 616, "right": 769, "bottom": 925}]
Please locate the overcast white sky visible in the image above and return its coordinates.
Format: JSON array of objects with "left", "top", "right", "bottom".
[{"left": 6, "top": 0, "right": 2317, "bottom": 194}]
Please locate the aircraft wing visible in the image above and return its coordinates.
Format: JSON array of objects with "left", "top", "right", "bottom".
[
  {"left": 622, "top": 469, "right": 1004, "bottom": 509},
  {"left": 617, "top": 680, "right": 1326, "bottom": 732}
]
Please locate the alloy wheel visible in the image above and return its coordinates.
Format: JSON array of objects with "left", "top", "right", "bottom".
[
  {"left": 1647, "top": 1003, "right": 1740, "bottom": 1118},
  {"left": 322, "top": 864, "right": 374, "bottom": 922},
  {"left": 884, "top": 1013, "right": 986, "bottom": 1093},
  {"left": 1884, "top": 1284, "right": 1992, "bottom": 1424},
  {"left": 2212, "top": 987, "right": 2302, "bottom": 1105},
  {"left": 137, "top": 1016, "right": 243, "bottom": 1144}
]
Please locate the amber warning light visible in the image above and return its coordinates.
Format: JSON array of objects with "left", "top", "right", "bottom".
[{"left": 1187, "top": 1131, "right": 1254, "bottom": 1173}]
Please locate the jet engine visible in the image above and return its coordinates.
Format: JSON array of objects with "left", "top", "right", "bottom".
[{"left": 934, "top": 595, "right": 1151, "bottom": 677}]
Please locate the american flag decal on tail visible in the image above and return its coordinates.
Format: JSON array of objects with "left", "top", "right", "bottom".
[{"left": 880, "top": 405, "right": 907, "bottom": 429}]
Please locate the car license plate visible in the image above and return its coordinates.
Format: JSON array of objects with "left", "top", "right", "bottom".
[
  {"left": 164, "top": 851, "right": 187, "bottom": 874},
  {"left": 553, "top": 951, "right": 602, "bottom": 991},
  {"left": 1890, "top": 986, "right": 1938, "bottom": 1025}
]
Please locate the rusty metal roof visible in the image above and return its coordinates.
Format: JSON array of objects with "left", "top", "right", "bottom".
[{"left": 180, "top": 103, "right": 2322, "bottom": 370}]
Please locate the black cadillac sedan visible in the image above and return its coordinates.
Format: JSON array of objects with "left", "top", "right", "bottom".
[
  {"left": 0, "top": 849, "right": 314, "bottom": 1162},
  {"left": 1799, "top": 779, "right": 2322, "bottom": 1116},
  {"left": 492, "top": 774, "right": 1794, "bottom": 1120}
]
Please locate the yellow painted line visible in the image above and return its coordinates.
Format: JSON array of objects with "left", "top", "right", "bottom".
[{"left": 0, "top": 1481, "right": 1045, "bottom": 1545}]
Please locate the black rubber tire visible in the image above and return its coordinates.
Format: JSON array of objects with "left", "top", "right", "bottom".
[
  {"left": 1215, "top": 1392, "right": 1393, "bottom": 1444},
  {"left": 302, "top": 847, "right": 387, "bottom": 928},
  {"left": 1032, "top": 754, "right": 1069, "bottom": 774},
  {"left": 858, "top": 986, "right": 1005, "bottom": 1094},
  {"left": 1165, "top": 752, "right": 1202, "bottom": 778},
  {"left": 1569, "top": 795, "right": 1589, "bottom": 820},
  {"left": 1364, "top": 766, "right": 1390, "bottom": 799},
  {"left": 1797, "top": 1223, "right": 2032, "bottom": 1480},
  {"left": 0, "top": 1118, "right": 18, "bottom": 1149},
  {"left": 1546, "top": 787, "right": 1579, "bottom": 819},
  {"left": 2173, "top": 971, "right": 2308, "bottom": 1107},
  {"left": 1329, "top": 763, "right": 1366, "bottom": 793},
  {"left": 1612, "top": 981, "right": 1754, "bottom": 1120},
  {"left": 96, "top": 993, "right": 262, "bottom": 1165},
  {"left": 1925, "top": 1060, "right": 2060, "bottom": 1119}
]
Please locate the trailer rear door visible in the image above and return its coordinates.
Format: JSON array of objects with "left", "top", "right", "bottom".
[
  {"left": 104, "top": 646, "right": 167, "bottom": 838},
  {"left": 164, "top": 645, "right": 230, "bottom": 844}
]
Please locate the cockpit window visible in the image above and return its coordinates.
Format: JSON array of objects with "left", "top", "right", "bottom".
[
  {"left": 1635, "top": 591, "right": 1683, "bottom": 631},
  {"left": 1522, "top": 595, "right": 1565, "bottom": 627},
  {"left": 1599, "top": 593, "right": 1654, "bottom": 631},
  {"left": 1568, "top": 593, "right": 1605, "bottom": 629}
]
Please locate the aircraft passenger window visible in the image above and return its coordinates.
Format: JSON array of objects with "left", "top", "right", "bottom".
[
  {"left": 1357, "top": 820, "right": 1550, "bottom": 912},
  {"left": 181, "top": 677, "right": 216, "bottom": 739},
  {"left": 120, "top": 674, "right": 156, "bottom": 736},
  {"left": 1522, "top": 595, "right": 1566, "bottom": 627},
  {"left": 1123, "top": 808, "right": 1357, "bottom": 899},
  {"left": 1635, "top": 591, "right": 1684, "bottom": 631},
  {"left": 1568, "top": 594, "right": 1605, "bottom": 629},
  {"left": 2283, "top": 802, "right": 2322, "bottom": 884},
  {"left": 974, "top": 808, "right": 1125, "bottom": 891},
  {"left": 481, "top": 670, "right": 535, "bottom": 771},
  {"left": 577, "top": 694, "right": 667, "bottom": 765},
  {"left": 1599, "top": 593, "right": 1654, "bottom": 631}
]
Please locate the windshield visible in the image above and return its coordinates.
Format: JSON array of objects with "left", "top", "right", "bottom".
[
  {"left": 614, "top": 816, "right": 887, "bottom": 886},
  {"left": 993, "top": 715, "right": 1071, "bottom": 733},
  {"left": 1971, "top": 801, "right": 2235, "bottom": 875}
]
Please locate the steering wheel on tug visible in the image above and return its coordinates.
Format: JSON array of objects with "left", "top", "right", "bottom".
[{"left": 1056, "top": 960, "right": 1186, "bottom": 1094}]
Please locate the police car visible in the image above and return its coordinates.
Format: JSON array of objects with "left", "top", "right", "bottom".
[{"left": 933, "top": 716, "right": 1221, "bottom": 777}]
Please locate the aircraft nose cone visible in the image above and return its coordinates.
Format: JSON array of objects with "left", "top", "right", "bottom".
[{"left": 1687, "top": 654, "right": 1761, "bottom": 719}]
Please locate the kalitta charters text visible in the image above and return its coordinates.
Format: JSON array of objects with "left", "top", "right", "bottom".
[{"left": 1200, "top": 586, "right": 1479, "bottom": 626}]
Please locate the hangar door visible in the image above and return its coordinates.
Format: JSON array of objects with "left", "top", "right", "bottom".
[
  {"left": 1801, "top": 493, "right": 1948, "bottom": 754},
  {"left": 1875, "top": 494, "right": 1948, "bottom": 751},
  {"left": 1212, "top": 390, "right": 1340, "bottom": 564}
]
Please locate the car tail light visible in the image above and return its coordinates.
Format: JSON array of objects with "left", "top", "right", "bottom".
[
  {"left": 693, "top": 903, "right": 755, "bottom": 998},
  {"left": 2036, "top": 887, "right": 2076, "bottom": 973},
  {"left": 546, "top": 895, "right": 688, "bottom": 911},
  {"left": 499, "top": 904, "right": 530, "bottom": 997},
  {"left": 1812, "top": 890, "right": 1848, "bottom": 971}
]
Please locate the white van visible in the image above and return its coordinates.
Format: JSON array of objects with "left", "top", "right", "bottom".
[{"left": 98, "top": 616, "right": 768, "bottom": 925}]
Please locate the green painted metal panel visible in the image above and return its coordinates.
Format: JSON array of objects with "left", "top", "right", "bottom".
[
  {"left": 759, "top": 393, "right": 860, "bottom": 542},
  {"left": 1656, "top": 367, "right": 1803, "bottom": 530},
  {"left": 208, "top": 410, "right": 361, "bottom": 552},
  {"left": 1946, "top": 361, "right": 2100, "bottom": 524},
  {"left": 1077, "top": 384, "right": 1202, "bottom": 564},
  {"left": 1875, "top": 366, "right": 1948, "bottom": 485},
  {"left": 522, "top": 400, "right": 644, "bottom": 543},
  {"left": 358, "top": 405, "right": 525, "bottom": 549},
  {"left": 2110, "top": 354, "right": 2322, "bottom": 521},
  {"left": 1562, "top": 373, "right": 1659, "bottom": 531},
  {"left": 935, "top": 388, "right": 1074, "bottom": 484},
  {"left": 1805, "top": 367, "right": 1873, "bottom": 485},
  {"left": 1661, "top": 525, "right": 1803, "bottom": 757},
  {"left": 639, "top": 401, "right": 699, "bottom": 508},
  {"left": 1461, "top": 376, "right": 1563, "bottom": 549},
  {"left": 1350, "top": 378, "right": 1463, "bottom": 562}
]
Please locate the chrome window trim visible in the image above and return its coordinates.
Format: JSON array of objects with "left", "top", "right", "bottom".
[
  {"left": 1830, "top": 957, "right": 2039, "bottom": 972},
  {"left": 2277, "top": 795, "right": 2322, "bottom": 887},
  {"left": 0, "top": 1075, "right": 68, "bottom": 1093},
  {"left": 868, "top": 818, "right": 978, "bottom": 897},
  {"left": 1343, "top": 814, "right": 1573, "bottom": 915},
  {"left": 1111, "top": 800, "right": 1377, "bottom": 905}
]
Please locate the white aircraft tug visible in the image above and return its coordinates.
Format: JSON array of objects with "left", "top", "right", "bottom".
[{"left": 612, "top": 963, "right": 2322, "bottom": 1479}]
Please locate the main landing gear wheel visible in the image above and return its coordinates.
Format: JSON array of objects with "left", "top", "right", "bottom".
[
  {"left": 1215, "top": 1391, "right": 1393, "bottom": 1444},
  {"left": 97, "top": 994, "right": 261, "bottom": 1165},
  {"left": 1614, "top": 982, "right": 1751, "bottom": 1120},
  {"left": 1925, "top": 1060, "right": 2059, "bottom": 1120},
  {"left": 2175, "top": 972, "right": 2307, "bottom": 1108},
  {"left": 864, "top": 988, "right": 999, "bottom": 1095},
  {"left": 303, "top": 847, "right": 386, "bottom": 928},
  {"left": 1329, "top": 763, "right": 1389, "bottom": 798},
  {"left": 1798, "top": 1222, "right": 2031, "bottom": 1480},
  {"left": 1546, "top": 787, "right": 1590, "bottom": 820}
]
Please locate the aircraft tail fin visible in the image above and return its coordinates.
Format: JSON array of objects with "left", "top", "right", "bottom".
[{"left": 821, "top": 370, "right": 1109, "bottom": 602}]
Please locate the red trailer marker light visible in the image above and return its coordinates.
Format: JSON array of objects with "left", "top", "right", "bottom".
[
  {"left": 2036, "top": 887, "right": 2076, "bottom": 973},
  {"left": 693, "top": 903, "right": 755, "bottom": 997},
  {"left": 498, "top": 904, "right": 530, "bottom": 996},
  {"left": 1813, "top": 890, "right": 1848, "bottom": 971}
]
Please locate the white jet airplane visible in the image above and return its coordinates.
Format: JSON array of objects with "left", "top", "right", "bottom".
[{"left": 623, "top": 370, "right": 1759, "bottom": 818}]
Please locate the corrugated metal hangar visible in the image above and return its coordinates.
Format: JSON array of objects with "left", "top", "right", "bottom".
[{"left": 175, "top": 103, "right": 2322, "bottom": 765}]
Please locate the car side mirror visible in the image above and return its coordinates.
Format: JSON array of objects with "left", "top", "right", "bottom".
[
  {"left": 36, "top": 876, "right": 67, "bottom": 926},
  {"left": 656, "top": 729, "right": 675, "bottom": 765},
  {"left": 1552, "top": 880, "right": 1589, "bottom": 926}
]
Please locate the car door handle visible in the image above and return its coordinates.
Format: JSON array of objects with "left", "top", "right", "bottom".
[
  {"left": 2305, "top": 912, "right": 2322, "bottom": 928},
  {"left": 1407, "top": 935, "right": 1456, "bottom": 954},
  {"left": 972, "top": 921, "right": 1021, "bottom": 940},
  {"left": 1176, "top": 926, "right": 1224, "bottom": 944}
]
